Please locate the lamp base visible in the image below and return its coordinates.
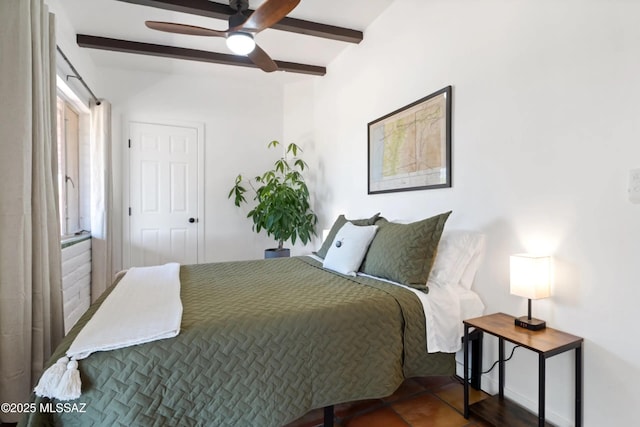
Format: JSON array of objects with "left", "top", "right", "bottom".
[{"left": 514, "top": 316, "right": 546, "bottom": 331}]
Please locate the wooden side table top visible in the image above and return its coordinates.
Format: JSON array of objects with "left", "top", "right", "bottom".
[{"left": 464, "top": 312, "right": 583, "bottom": 357}]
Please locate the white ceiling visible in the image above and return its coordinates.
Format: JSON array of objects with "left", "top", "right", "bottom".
[{"left": 58, "top": 0, "right": 396, "bottom": 83}]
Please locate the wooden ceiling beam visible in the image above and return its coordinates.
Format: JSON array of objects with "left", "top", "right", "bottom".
[
  {"left": 76, "top": 34, "right": 326, "bottom": 76},
  {"left": 115, "top": 0, "right": 363, "bottom": 44}
]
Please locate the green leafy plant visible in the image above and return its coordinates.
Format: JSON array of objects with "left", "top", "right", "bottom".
[{"left": 229, "top": 140, "right": 318, "bottom": 249}]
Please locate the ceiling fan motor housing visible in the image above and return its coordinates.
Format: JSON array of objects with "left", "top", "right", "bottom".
[
  {"left": 229, "top": 12, "right": 248, "bottom": 28},
  {"left": 229, "top": 0, "right": 249, "bottom": 12}
]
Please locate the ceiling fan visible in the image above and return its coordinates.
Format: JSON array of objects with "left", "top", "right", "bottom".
[{"left": 145, "top": 0, "right": 300, "bottom": 73}]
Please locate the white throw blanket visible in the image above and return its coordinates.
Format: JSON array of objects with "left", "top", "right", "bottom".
[{"left": 35, "top": 262, "right": 183, "bottom": 400}]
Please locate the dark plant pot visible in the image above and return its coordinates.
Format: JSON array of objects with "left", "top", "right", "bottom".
[{"left": 264, "top": 248, "right": 290, "bottom": 259}]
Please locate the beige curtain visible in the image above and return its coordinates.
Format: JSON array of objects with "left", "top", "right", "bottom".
[
  {"left": 0, "top": 0, "right": 63, "bottom": 422},
  {"left": 90, "top": 101, "right": 113, "bottom": 301}
]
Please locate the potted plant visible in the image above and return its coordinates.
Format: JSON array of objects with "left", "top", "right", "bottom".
[{"left": 229, "top": 140, "right": 318, "bottom": 258}]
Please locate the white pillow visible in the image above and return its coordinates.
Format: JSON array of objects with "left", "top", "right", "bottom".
[
  {"left": 458, "top": 236, "right": 486, "bottom": 289},
  {"left": 429, "top": 231, "right": 486, "bottom": 289},
  {"left": 323, "top": 223, "right": 378, "bottom": 276}
]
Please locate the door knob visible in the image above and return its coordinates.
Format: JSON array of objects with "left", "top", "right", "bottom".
[{"left": 188, "top": 218, "right": 196, "bottom": 223}]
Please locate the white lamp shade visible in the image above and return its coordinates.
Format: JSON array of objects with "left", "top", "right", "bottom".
[
  {"left": 510, "top": 254, "right": 551, "bottom": 300},
  {"left": 226, "top": 32, "right": 255, "bottom": 55}
]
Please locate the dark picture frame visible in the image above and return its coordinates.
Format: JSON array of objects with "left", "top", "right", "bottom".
[{"left": 368, "top": 85, "right": 452, "bottom": 194}]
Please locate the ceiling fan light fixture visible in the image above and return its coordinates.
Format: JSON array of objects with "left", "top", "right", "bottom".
[{"left": 226, "top": 32, "right": 255, "bottom": 55}]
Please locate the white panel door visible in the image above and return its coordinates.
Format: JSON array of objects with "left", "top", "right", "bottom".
[{"left": 129, "top": 122, "right": 199, "bottom": 267}]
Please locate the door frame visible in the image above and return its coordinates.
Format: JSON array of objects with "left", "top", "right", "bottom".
[{"left": 122, "top": 118, "right": 205, "bottom": 268}]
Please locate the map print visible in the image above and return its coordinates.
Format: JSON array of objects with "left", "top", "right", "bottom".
[{"left": 369, "top": 89, "right": 449, "bottom": 193}]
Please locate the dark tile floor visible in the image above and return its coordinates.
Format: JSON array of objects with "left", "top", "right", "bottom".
[{"left": 283, "top": 376, "right": 492, "bottom": 427}]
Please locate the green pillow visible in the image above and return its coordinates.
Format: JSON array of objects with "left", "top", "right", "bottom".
[
  {"left": 360, "top": 211, "right": 452, "bottom": 289},
  {"left": 316, "top": 213, "right": 380, "bottom": 259}
]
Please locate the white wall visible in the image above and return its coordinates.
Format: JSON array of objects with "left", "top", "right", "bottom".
[
  {"left": 98, "top": 67, "right": 296, "bottom": 266},
  {"left": 284, "top": 0, "right": 640, "bottom": 425}
]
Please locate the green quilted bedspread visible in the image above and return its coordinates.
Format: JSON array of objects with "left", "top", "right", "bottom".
[{"left": 21, "top": 257, "right": 453, "bottom": 427}]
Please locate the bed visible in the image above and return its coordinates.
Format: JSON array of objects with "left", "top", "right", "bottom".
[{"left": 21, "top": 213, "right": 486, "bottom": 427}]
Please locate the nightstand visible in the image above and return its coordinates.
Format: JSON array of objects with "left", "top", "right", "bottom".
[{"left": 463, "top": 312, "right": 583, "bottom": 427}]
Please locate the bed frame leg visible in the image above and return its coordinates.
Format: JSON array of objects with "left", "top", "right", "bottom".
[{"left": 323, "top": 405, "right": 334, "bottom": 427}]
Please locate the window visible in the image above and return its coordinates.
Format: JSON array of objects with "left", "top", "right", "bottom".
[{"left": 56, "top": 96, "right": 83, "bottom": 236}]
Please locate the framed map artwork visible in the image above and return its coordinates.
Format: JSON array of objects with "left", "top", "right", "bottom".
[{"left": 368, "top": 86, "right": 452, "bottom": 194}]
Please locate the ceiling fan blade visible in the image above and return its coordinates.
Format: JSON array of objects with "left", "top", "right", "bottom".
[
  {"left": 247, "top": 44, "right": 278, "bottom": 72},
  {"left": 237, "top": 0, "right": 300, "bottom": 33},
  {"left": 145, "top": 21, "right": 227, "bottom": 37}
]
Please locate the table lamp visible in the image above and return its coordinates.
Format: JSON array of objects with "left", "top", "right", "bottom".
[{"left": 510, "top": 254, "right": 551, "bottom": 330}]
